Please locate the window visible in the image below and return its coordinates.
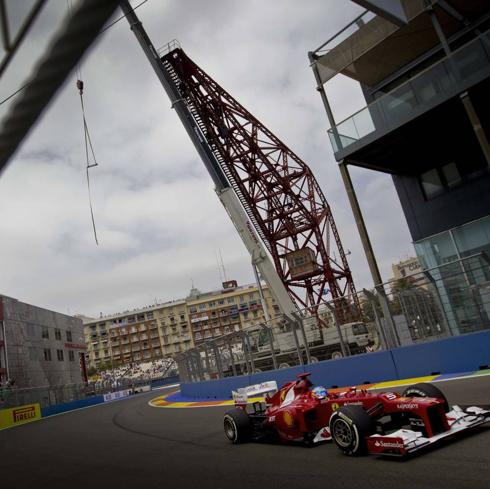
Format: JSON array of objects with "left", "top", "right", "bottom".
[
  {"left": 66, "top": 330, "right": 73, "bottom": 342},
  {"left": 420, "top": 162, "right": 462, "bottom": 199},
  {"left": 42, "top": 327, "right": 49, "bottom": 339},
  {"left": 44, "top": 348, "right": 52, "bottom": 361},
  {"left": 198, "top": 304, "right": 206, "bottom": 310},
  {"left": 180, "top": 315, "right": 185, "bottom": 321},
  {"left": 218, "top": 300, "right": 224, "bottom": 305},
  {"left": 227, "top": 297, "right": 235, "bottom": 304},
  {"left": 146, "top": 312, "right": 154, "bottom": 320},
  {"left": 55, "top": 328, "right": 62, "bottom": 341},
  {"left": 57, "top": 349, "right": 64, "bottom": 361},
  {"left": 69, "top": 350, "right": 75, "bottom": 362},
  {"left": 441, "top": 162, "right": 461, "bottom": 188},
  {"left": 189, "top": 306, "right": 197, "bottom": 313}
]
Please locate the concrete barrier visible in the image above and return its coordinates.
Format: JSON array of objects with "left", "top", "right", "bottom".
[{"left": 180, "top": 330, "right": 490, "bottom": 399}]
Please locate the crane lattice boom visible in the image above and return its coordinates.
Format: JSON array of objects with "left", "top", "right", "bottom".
[{"left": 161, "top": 48, "right": 359, "bottom": 317}]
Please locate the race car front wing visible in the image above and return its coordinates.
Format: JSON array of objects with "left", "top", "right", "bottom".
[{"left": 366, "top": 405, "right": 490, "bottom": 456}]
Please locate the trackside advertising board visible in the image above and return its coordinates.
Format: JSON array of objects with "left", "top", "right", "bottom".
[
  {"left": 103, "top": 389, "right": 132, "bottom": 402},
  {"left": 0, "top": 403, "right": 41, "bottom": 429}
]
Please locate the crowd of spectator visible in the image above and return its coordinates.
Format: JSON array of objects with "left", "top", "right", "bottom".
[{"left": 90, "top": 357, "right": 177, "bottom": 389}]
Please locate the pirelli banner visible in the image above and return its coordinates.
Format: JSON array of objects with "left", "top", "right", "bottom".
[{"left": 0, "top": 403, "right": 41, "bottom": 429}]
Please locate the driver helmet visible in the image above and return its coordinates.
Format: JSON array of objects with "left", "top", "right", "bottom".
[{"left": 312, "top": 386, "right": 328, "bottom": 399}]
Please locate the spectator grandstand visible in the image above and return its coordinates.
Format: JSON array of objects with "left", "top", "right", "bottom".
[{"left": 90, "top": 357, "right": 177, "bottom": 390}]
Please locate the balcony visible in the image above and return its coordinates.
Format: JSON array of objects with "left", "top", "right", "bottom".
[{"left": 328, "top": 31, "right": 490, "bottom": 164}]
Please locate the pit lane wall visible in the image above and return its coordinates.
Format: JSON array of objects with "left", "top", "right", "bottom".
[{"left": 180, "top": 330, "right": 490, "bottom": 399}]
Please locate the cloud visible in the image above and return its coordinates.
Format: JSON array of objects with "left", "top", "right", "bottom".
[{"left": 0, "top": 0, "right": 414, "bottom": 317}]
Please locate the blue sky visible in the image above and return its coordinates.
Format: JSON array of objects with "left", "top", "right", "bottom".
[{"left": 0, "top": 0, "right": 414, "bottom": 317}]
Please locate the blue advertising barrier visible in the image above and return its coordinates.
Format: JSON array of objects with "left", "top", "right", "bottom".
[
  {"left": 150, "top": 375, "right": 180, "bottom": 388},
  {"left": 391, "top": 330, "right": 490, "bottom": 379},
  {"left": 41, "top": 395, "right": 105, "bottom": 417},
  {"left": 180, "top": 330, "right": 490, "bottom": 399}
]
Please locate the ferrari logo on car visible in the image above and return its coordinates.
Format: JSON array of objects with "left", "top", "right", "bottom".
[{"left": 283, "top": 410, "right": 294, "bottom": 427}]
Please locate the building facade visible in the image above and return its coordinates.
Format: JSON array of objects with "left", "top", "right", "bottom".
[
  {"left": 83, "top": 299, "right": 191, "bottom": 370},
  {"left": 187, "top": 280, "right": 279, "bottom": 346},
  {"left": 0, "top": 295, "right": 85, "bottom": 388},
  {"left": 311, "top": 0, "right": 490, "bottom": 335},
  {"left": 83, "top": 281, "right": 279, "bottom": 370},
  {"left": 391, "top": 257, "right": 422, "bottom": 281}
]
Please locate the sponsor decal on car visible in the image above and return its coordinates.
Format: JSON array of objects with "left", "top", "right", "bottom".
[
  {"left": 396, "top": 403, "right": 419, "bottom": 410},
  {"left": 374, "top": 439, "right": 404, "bottom": 449},
  {"left": 283, "top": 410, "right": 295, "bottom": 427}
]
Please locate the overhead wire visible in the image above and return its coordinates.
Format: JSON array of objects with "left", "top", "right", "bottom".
[{"left": 0, "top": 0, "right": 150, "bottom": 106}]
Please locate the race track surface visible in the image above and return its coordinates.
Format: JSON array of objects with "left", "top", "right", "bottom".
[{"left": 1, "top": 376, "right": 489, "bottom": 489}]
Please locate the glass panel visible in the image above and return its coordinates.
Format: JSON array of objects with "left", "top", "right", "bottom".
[
  {"left": 441, "top": 162, "right": 461, "bottom": 187},
  {"left": 420, "top": 169, "right": 443, "bottom": 199}
]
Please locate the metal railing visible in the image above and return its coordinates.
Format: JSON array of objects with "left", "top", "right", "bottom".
[
  {"left": 328, "top": 30, "right": 490, "bottom": 152},
  {"left": 177, "top": 254, "right": 490, "bottom": 383}
]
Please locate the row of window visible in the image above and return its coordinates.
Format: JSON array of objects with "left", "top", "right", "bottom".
[
  {"left": 420, "top": 160, "right": 488, "bottom": 199},
  {"left": 41, "top": 328, "right": 73, "bottom": 342},
  {"left": 188, "top": 294, "right": 259, "bottom": 313},
  {"left": 44, "top": 349, "right": 75, "bottom": 362}
]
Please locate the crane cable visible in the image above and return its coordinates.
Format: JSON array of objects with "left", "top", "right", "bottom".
[{"left": 76, "top": 78, "right": 99, "bottom": 245}]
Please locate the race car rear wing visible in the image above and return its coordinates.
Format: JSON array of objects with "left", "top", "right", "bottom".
[{"left": 232, "top": 381, "right": 278, "bottom": 407}]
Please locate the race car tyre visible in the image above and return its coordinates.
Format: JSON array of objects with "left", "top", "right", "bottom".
[
  {"left": 224, "top": 409, "right": 251, "bottom": 443},
  {"left": 329, "top": 405, "right": 374, "bottom": 456},
  {"left": 402, "top": 382, "right": 449, "bottom": 412},
  {"left": 331, "top": 351, "right": 343, "bottom": 360},
  {"left": 279, "top": 362, "right": 290, "bottom": 369}
]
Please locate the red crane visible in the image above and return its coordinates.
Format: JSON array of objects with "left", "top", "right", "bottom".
[{"left": 161, "top": 48, "right": 359, "bottom": 318}]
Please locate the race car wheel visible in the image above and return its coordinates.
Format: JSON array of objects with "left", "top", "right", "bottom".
[
  {"left": 331, "top": 351, "right": 343, "bottom": 360},
  {"left": 329, "top": 405, "right": 374, "bottom": 456},
  {"left": 224, "top": 408, "right": 251, "bottom": 444},
  {"left": 402, "top": 382, "right": 449, "bottom": 412}
]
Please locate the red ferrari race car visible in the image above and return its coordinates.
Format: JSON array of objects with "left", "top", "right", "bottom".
[{"left": 223, "top": 373, "right": 490, "bottom": 456}]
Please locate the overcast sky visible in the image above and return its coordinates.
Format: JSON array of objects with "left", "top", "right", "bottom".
[{"left": 0, "top": 0, "right": 415, "bottom": 318}]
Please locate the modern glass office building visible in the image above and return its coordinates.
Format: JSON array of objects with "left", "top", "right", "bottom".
[{"left": 310, "top": 0, "right": 490, "bottom": 335}]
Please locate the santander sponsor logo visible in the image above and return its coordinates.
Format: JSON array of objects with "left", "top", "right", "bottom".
[
  {"left": 396, "top": 403, "right": 419, "bottom": 410},
  {"left": 374, "top": 439, "right": 404, "bottom": 449}
]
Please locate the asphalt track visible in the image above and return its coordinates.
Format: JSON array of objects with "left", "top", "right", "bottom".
[{"left": 1, "top": 376, "right": 490, "bottom": 489}]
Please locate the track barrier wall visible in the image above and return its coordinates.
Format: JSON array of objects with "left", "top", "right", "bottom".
[
  {"left": 41, "top": 396, "right": 105, "bottom": 417},
  {"left": 150, "top": 375, "right": 180, "bottom": 388},
  {"left": 180, "top": 329, "right": 490, "bottom": 399}
]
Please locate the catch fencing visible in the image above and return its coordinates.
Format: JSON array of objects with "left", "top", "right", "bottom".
[
  {"left": 176, "top": 253, "right": 490, "bottom": 382},
  {"left": 0, "top": 375, "right": 174, "bottom": 410}
]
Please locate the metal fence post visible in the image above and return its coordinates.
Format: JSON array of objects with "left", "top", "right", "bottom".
[
  {"left": 325, "top": 302, "right": 349, "bottom": 357},
  {"left": 226, "top": 339, "right": 237, "bottom": 377},
  {"left": 264, "top": 325, "right": 278, "bottom": 370},
  {"left": 294, "top": 313, "right": 312, "bottom": 365},
  {"left": 244, "top": 334, "right": 256, "bottom": 373}
]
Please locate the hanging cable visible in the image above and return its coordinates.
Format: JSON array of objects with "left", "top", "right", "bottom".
[{"left": 76, "top": 79, "right": 99, "bottom": 245}]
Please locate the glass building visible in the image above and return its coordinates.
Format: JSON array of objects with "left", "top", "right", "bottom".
[{"left": 310, "top": 1, "right": 490, "bottom": 335}]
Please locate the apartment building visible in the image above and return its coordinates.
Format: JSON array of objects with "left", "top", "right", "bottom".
[
  {"left": 83, "top": 299, "right": 191, "bottom": 370},
  {"left": 187, "top": 280, "right": 279, "bottom": 345},
  {"left": 83, "top": 281, "right": 278, "bottom": 369}
]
